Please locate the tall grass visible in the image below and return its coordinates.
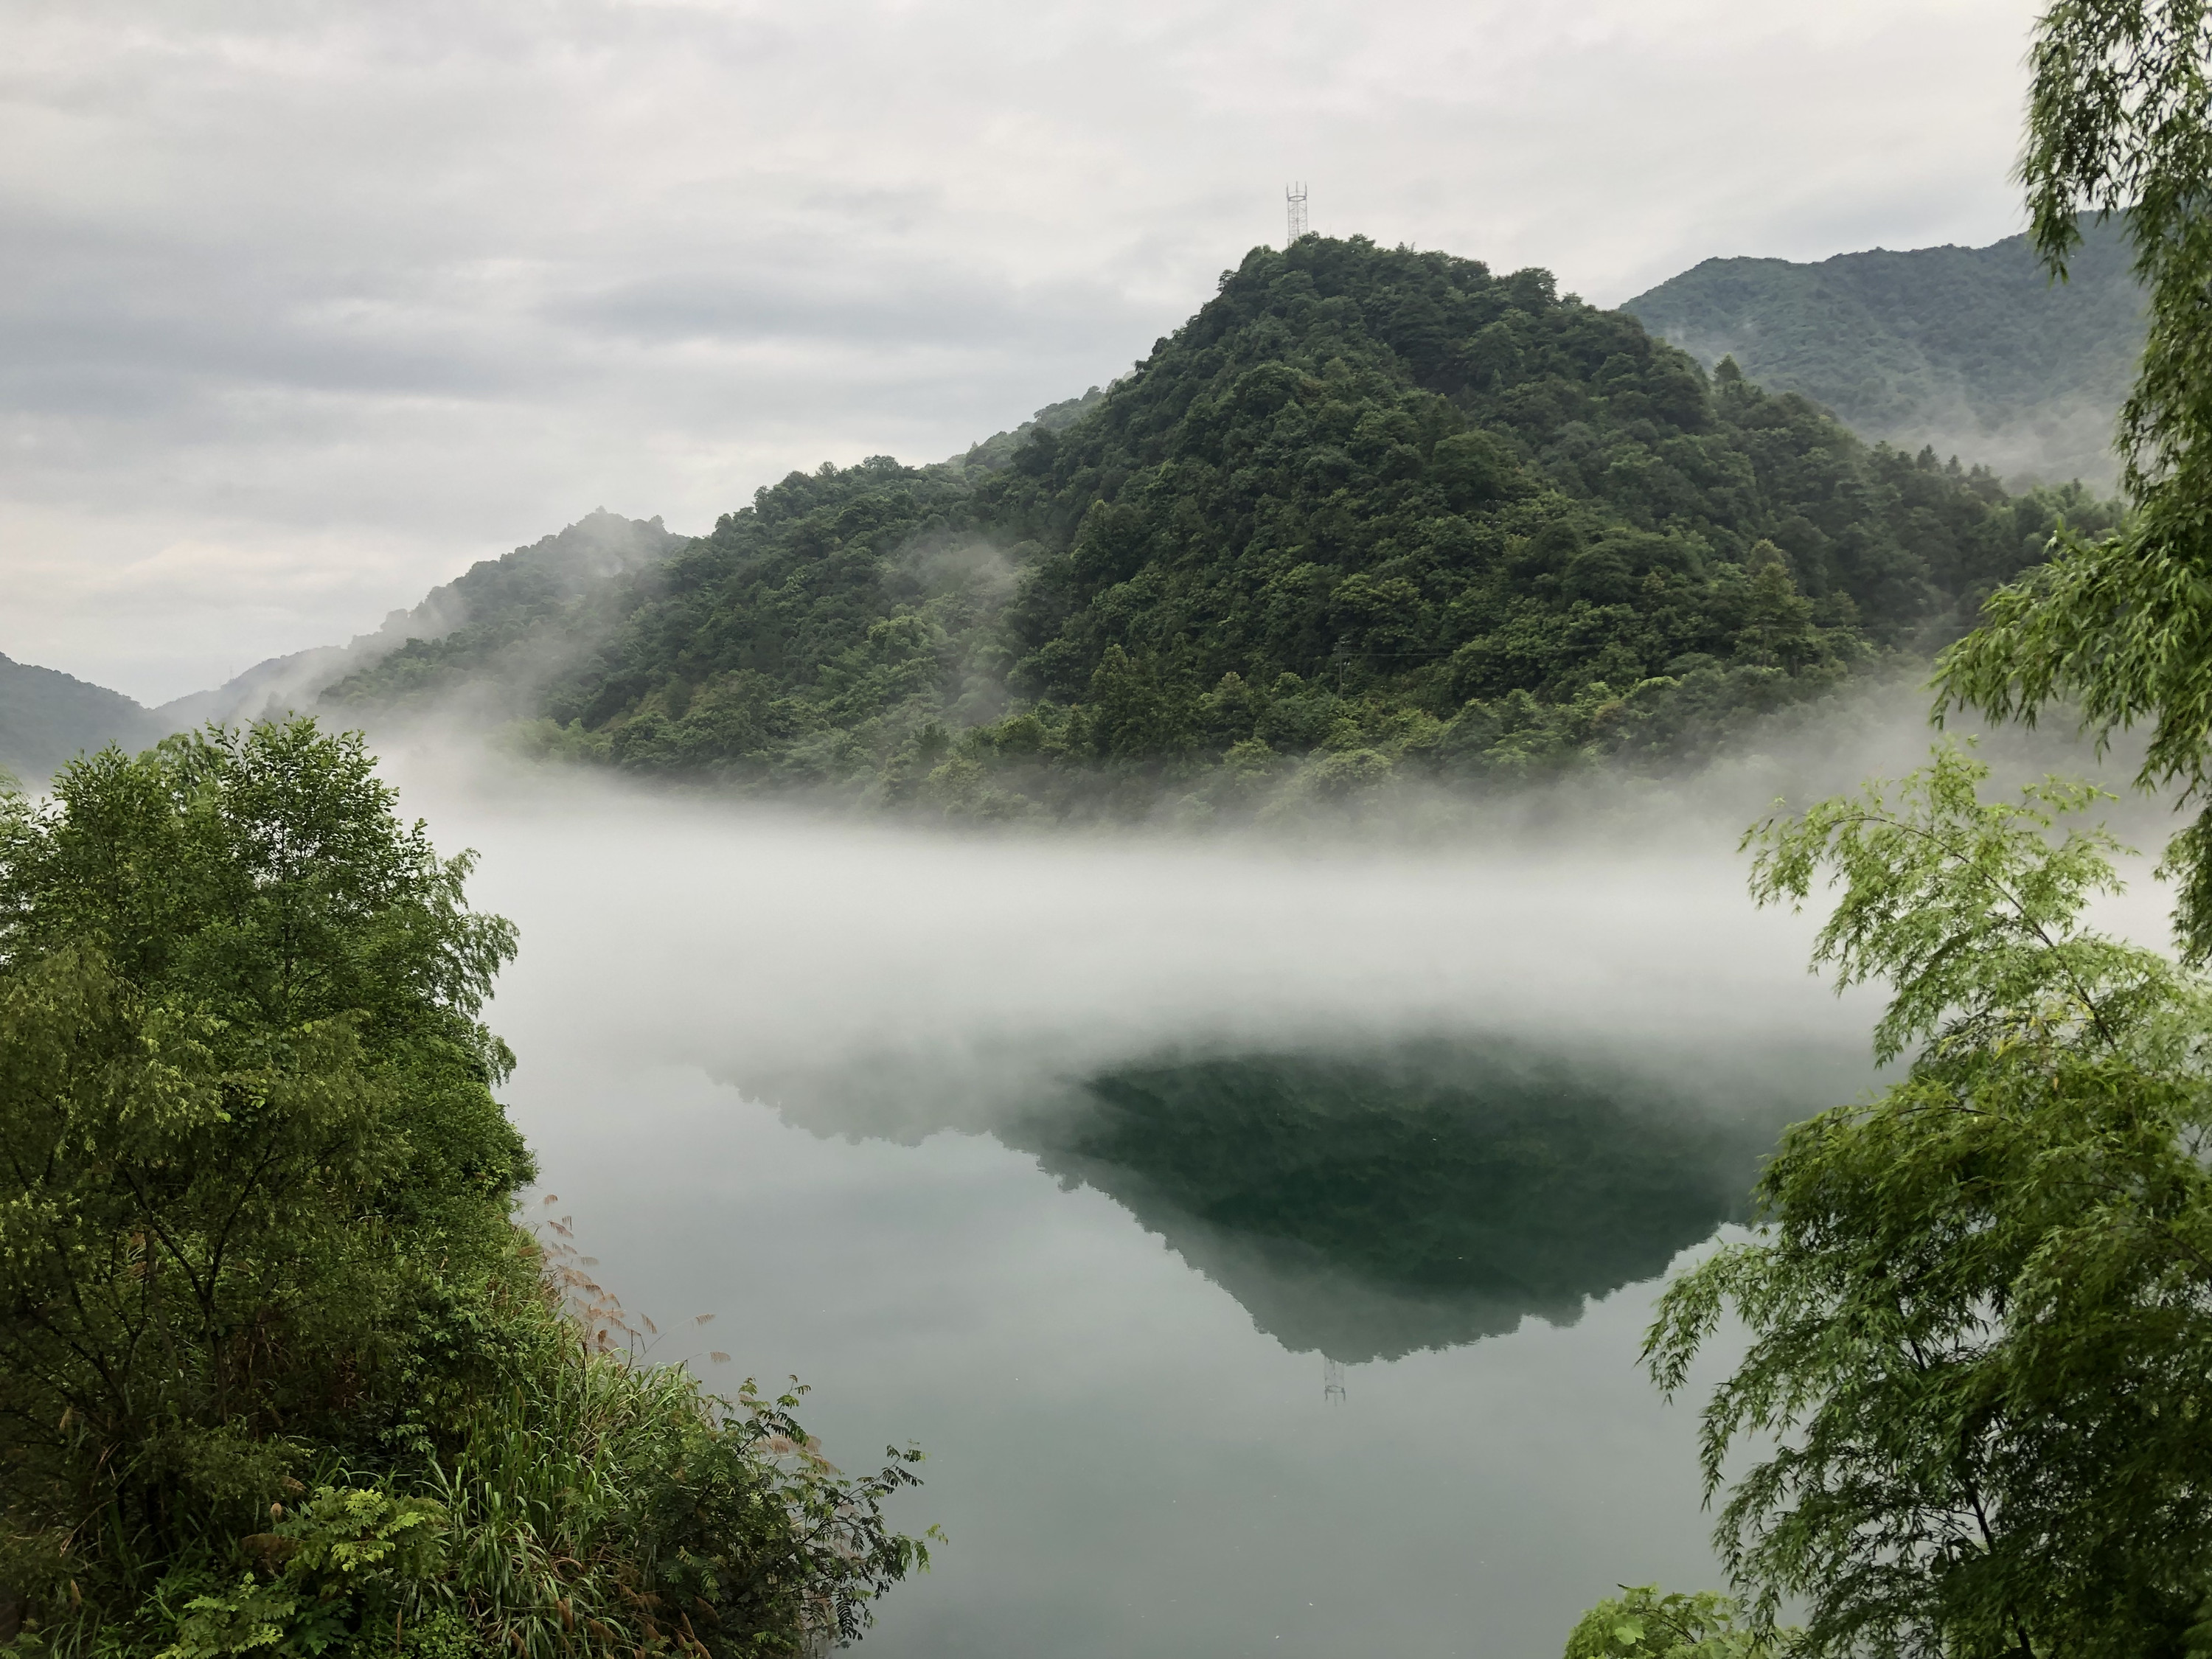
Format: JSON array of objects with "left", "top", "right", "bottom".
[
  {"left": 418, "top": 1228, "right": 929, "bottom": 1659},
  {"left": 6, "top": 1229, "right": 928, "bottom": 1659}
]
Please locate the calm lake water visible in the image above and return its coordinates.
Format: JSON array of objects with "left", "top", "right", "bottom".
[{"left": 402, "top": 769, "right": 1887, "bottom": 1658}]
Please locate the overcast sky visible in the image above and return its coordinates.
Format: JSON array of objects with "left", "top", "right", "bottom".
[{"left": 4, "top": 0, "right": 2042, "bottom": 703}]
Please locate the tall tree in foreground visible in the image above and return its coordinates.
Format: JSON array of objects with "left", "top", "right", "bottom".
[
  {"left": 1574, "top": 15, "right": 2212, "bottom": 1650},
  {"left": 0, "top": 720, "right": 531, "bottom": 1626},
  {"left": 1935, "top": 0, "right": 2212, "bottom": 956},
  {"left": 1644, "top": 747, "right": 2212, "bottom": 1656},
  {"left": 0, "top": 722, "right": 928, "bottom": 1659}
]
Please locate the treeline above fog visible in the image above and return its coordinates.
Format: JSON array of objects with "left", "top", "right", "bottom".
[{"left": 279, "top": 238, "right": 2129, "bottom": 815}]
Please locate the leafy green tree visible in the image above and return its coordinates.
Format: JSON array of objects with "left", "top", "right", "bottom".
[
  {"left": 1086, "top": 645, "right": 1192, "bottom": 762},
  {"left": 1606, "top": 26, "right": 2212, "bottom": 1654},
  {"left": 1736, "top": 543, "right": 1823, "bottom": 672},
  {"left": 1935, "top": 0, "right": 2212, "bottom": 957},
  {"left": 1645, "top": 746, "right": 2212, "bottom": 1657},
  {"left": 0, "top": 721, "right": 931, "bottom": 1659},
  {"left": 1562, "top": 1585, "right": 1772, "bottom": 1659},
  {"left": 0, "top": 722, "right": 529, "bottom": 1627}
]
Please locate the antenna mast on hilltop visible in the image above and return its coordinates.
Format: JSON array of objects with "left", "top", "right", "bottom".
[{"left": 1285, "top": 182, "right": 1309, "bottom": 246}]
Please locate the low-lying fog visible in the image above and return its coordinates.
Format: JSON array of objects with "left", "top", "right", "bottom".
[
  {"left": 387, "top": 696, "right": 2177, "bottom": 1145},
  {"left": 418, "top": 769, "right": 1875, "bottom": 1133},
  {"left": 368, "top": 716, "right": 2181, "bottom": 1659}
]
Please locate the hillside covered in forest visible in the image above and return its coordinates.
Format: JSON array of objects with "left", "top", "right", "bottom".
[
  {"left": 0, "top": 653, "right": 160, "bottom": 784},
  {"left": 166, "top": 508, "right": 686, "bottom": 730},
  {"left": 1622, "top": 217, "right": 2142, "bottom": 490},
  {"left": 315, "top": 236, "right": 2110, "bottom": 818}
]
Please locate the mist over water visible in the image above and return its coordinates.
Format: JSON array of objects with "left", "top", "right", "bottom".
[
  {"left": 389, "top": 682, "right": 2171, "bottom": 1130},
  {"left": 367, "top": 709, "right": 2177, "bottom": 1658},
  {"left": 411, "top": 759, "right": 1876, "bottom": 1114}
]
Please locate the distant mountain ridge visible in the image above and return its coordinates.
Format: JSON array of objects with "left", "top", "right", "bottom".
[
  {"left": 167, "top": 509, "right": 686, "bottom": 729},
  {"left": 0, "top": 509, "right": 684, "bottom": 784},
  {"left": 0, "top": 655, "right": 160, "bottom": 785},
  {"left": 1621, "top": 217, "right": 2143, "bottom": 488}
]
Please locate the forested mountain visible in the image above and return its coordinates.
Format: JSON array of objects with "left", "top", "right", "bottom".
[
  {"left": 0, "top": 653, "right": 160, "bottom": 784},
  {"left": 352, "top": 235, "right": 2106, "bottom": 817},
  {"left": 7, "top": 238, "right": 2138, "bottom": 814},
  {"left": 175, "top": 508, "right": 685, "bottom": 726},
  {"left": 1621, "top": 217, "right": 2142, "bottom": 489}
]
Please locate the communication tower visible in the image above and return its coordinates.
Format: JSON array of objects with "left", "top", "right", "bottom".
[
  {"left": 1323, "top": 1356, "right": 1346, "bottom": 1404},
  {"left": 1286, "top": 182, "right": 1309, "bottom": 246}
]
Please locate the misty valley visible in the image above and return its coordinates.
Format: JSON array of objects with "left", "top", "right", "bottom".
[{"left": 19, "top": 10, "right": 2212, "bottom": 1652}]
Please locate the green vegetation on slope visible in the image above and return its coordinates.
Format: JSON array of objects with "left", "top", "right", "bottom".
[
  {"left": 327, "top": 237, "right": 2115, "bottom": 819},
  {"left": 0, "top": 720, "right": 927, "bottom": 1658},
  {"left": 943, "top": 386, "right": 1105, "bottom": 476},
  {"left": 0, "top": 653, "right": 159, "bottom": 786},
  {"left": 173, "top": 510, "right": 687, "bottom": 730},
  {"left": 1622, "top": 217, "right": 2142, "bottom": 490}
]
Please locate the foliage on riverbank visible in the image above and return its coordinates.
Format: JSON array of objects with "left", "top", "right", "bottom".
[
  {"left": 1643, "top": 748, "right": 2212, "bottom": 1653},
  {"left": 1562, "top": 1586, "right": 1770, "bottom": 1659},
  {"left": 0, "top": 721, "right": 928, "bottom": 1658},
  {"left": 1571, "top": 6, "right": 2212, "bottom": 1653}
]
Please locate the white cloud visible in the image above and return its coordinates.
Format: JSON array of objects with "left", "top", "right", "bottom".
[{"left": 0, "top": 0, "right": 2040, "bottom": 700}]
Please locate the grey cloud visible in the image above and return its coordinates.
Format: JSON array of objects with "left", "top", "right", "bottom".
[{"left": 548, "top": 262, "right": 1153, "bottom": 353}]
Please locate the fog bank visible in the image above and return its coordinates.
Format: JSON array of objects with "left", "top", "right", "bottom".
[{"left": 397, "top": 768, "right": 1865, "bottom": 1147}]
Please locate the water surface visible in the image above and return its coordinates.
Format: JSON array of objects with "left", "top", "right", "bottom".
[{"left": 405, "top": 776, "right": 1882, "bottom": 1657}]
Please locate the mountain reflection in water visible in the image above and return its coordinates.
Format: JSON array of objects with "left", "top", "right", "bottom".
[
  {"left": 408, "top": 781, "right": 1947, "bottom": 1655},
  {"left": 1004, "top": 1041, "right": 1789, "bottom": 1362},
  {"left": 742, "top": 1034, "right": 1822, "bottom": 1366}
]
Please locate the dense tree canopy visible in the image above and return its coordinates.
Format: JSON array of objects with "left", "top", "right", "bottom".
[{"left": 324, "top": 237, "right": 2115, "bottom": 817}]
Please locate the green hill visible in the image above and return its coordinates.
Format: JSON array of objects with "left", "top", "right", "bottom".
[
  {"left": 164, "top": 509, "right": 686, "bottom": 728},
  {"left": 321, "top": 235, "right": 2113, "bottom": 816},
  {"left": 0, "top": 654, "right": 160, "bottom": 785},
  {"left": 1621, "top": 218, "right": 2143, "bottom": 489}
]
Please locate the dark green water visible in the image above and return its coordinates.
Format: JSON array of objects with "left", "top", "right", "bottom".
[
  {"left": 1018, "top": 1041, "right": 1781, "bottom": 1363},
  {"left": 509, "top": 1028, "right": 1848, "bottom": 1658}
]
